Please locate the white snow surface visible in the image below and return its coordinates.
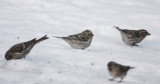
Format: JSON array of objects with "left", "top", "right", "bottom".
[{"left": 0, "top": 0, "right": 160, "bottom": 84}]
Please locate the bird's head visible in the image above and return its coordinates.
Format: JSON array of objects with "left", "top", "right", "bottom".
[
  {"left": 5, "top": 53, "right": 13, "bottom": 60},
  {"left": 82, "top": 30, "right": 94, "bottom": 37},
  {"left": 139, "top": 29, "right": 151, "bottom": 37},
  {"left": 107, "top": 61, "right": 116, "bottom": 70},
  {"left": 108, "top": 61, "right": 116, "bottom": 66}
]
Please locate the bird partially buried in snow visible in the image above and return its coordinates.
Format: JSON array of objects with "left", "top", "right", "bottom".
[
  {"left": 114, "top": 26, "right": 151, "bottom": 46},
  {"left": 52, "top": 30, "right": 94, "bottom": 50},
  {"left": 5, "top": 35, "right": 49, "bottom": 60},
  {"left": 107, "top": 61, "right": 134, "bottom": 83}
]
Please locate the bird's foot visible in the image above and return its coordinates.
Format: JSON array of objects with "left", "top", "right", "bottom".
[
  {"left": 132, "top": 44, "right": 138, "bottom": 46},
  {"left": 87, "top": 50, "right": 91, "bottom": 51},
  {"left": 109, "top": 78, "right": 114, "bottom": 81},
  {"left": 118, "top": 80, "right": 122, "bottom": 83},
  {"left": 134, "top": 45, "right": 138, "bottom": 46}
]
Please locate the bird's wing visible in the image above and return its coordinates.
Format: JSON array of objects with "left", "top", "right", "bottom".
[
  {"left": 119, "top": 66, "right": 127, "bottom": 73},
  {"left": 123, "top": 30, "right": 141, "bottom": 38},
  {"left": 13, "top": 52, "right": 26, "bottom": 59},
  {"left": 122, "top": 30, "right": 142, "bottom": 43},
  {"left": 67, "top": 34, "right": 89, "bottom": 43},
  {"left": 7, "top": 39, "right": 36, "bottom": 54},
  {"left": 8, "top": 43, "right": 26, "bottom": 53}
]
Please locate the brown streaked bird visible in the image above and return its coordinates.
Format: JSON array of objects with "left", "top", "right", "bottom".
[
  {"left": 5, "top": 35, "right": 49, "bottom": 60},
  {"left": 114, "top": 26, "right": 151, "bottom": 46},
  {"left": 52, "top": 30, "right": 94, "bottom": 50},
  {"left": 107, "top": 61, "right": 134, "bottom": 83}
]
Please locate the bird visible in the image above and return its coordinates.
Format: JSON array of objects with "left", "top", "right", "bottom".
[
  {"left": 114, "top": 26, "right": 151, "bottom": 46},
  {"left": 5, "top": 35, "right": 49, "bottom": 60},
  {"left": 107, "top": 61, "right": 134, "bottom": 83},
  {"left": 52, "top": 30, "right": 94, "bottom": 50}
]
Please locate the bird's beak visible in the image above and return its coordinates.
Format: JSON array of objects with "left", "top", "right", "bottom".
[
  {"left": 148, "top": 33, "right": 151, "bottom": 35},
  {"left": 91, "top": 34, "right": 94, "bottom": 36}
]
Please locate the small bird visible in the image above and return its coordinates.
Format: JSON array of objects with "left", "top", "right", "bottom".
[
  {"left": 114, "top": 26, "right": 151, "bottom": 46},
  {"left": 52, "top": 30, "right": 94, "bottom": 50},
  {"left": 5, "top": 35, "right": 49, "bottom": 60},
  {"left": 107, "top": 61, "right": 134, "bottom": 83}
]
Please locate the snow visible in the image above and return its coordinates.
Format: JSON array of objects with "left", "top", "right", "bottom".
[{"left": 0, "top": 0, "right": 160, "bottom": 84}]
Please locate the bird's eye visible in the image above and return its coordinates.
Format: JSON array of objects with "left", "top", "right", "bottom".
[{"left": 143, "top": 30, "right": 147, "bottom": 32}]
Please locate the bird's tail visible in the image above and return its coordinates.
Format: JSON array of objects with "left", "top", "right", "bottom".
[
  {"left": 35, "top": 35, "right": 49, "bottom": 44},
  {"left": 52, "top": 36, "right": 64, "bottom": 39},
  {"left": 114, "top": 26, "right": 122, "bottom": 31},
  {"left": 129, "top": 66, "right": 135, "bottom": 69}
]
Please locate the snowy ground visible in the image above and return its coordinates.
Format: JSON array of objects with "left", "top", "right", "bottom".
[{"left": 0, "top": 0, "right": 160, "bottom": 84}]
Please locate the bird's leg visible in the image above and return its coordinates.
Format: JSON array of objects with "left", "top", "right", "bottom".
[
  {"left": 81, "top": 48, "right": 85, "bottom": 50},
  {"left": 134, "top": 44, "right": 138, "bottom": 46},
  {"left": 118, "top": 77, "right": 123, "bottom": 83},
  {"left": 109, "top": 77, "right": 116, "bottom": 81},
  {"left": 132, "top": 43, "right": 138, "bottom": 46},
  {"left": 87, "top": 49, "right": 91, "bottom": 51}
]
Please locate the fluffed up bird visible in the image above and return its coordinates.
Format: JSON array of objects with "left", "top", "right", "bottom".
[
  {"left": 52, "top": 30, "right": 94, "bottom": 50},
  {"left": 5, "top": 35, "right": 49, "bottom": 60},
  {"left": 107, "top": 61, "right": 134, "bottom": 83},
  {"left": 114, "top": 26, "right": 151, "bottom": 46}
]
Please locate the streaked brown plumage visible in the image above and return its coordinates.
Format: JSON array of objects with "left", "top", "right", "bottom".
[
  {"left": 5, "top": 35, "right": 49, "bottom": 60},
  {"left": 53, "top": 30, "right": 94, "bottom": 50},
  {"left": 107, "top": 61, "right": 134, "bottom": 83},
  {"left": 114, "top": 26, "right": 151, "bottom": 46}
]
